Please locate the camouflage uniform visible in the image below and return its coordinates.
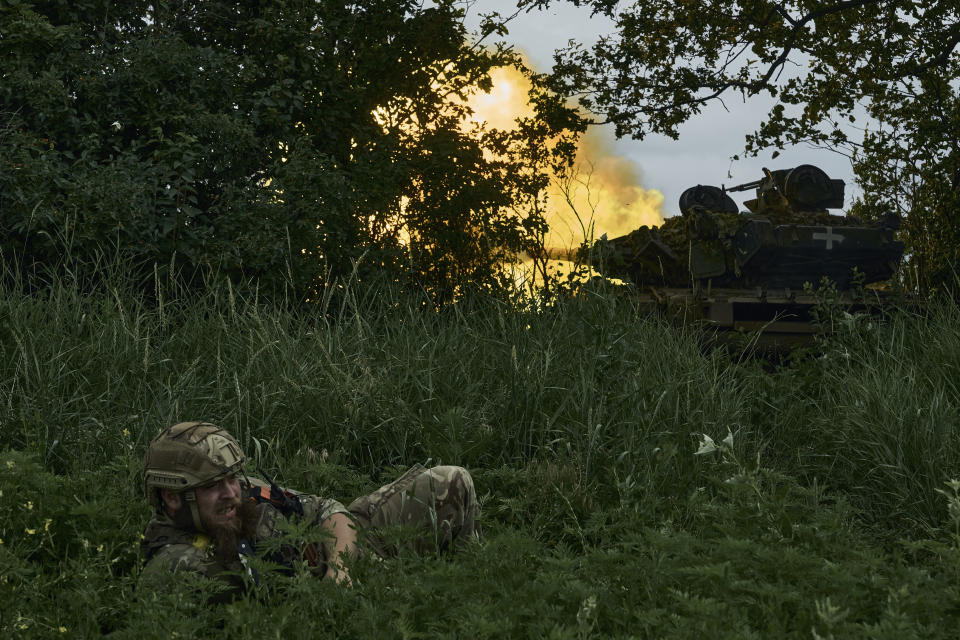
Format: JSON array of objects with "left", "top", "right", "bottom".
[
  {"left": 345, "top": 463, "right": 479, "bottom": 557},
  {"left": 140, "top": 463, "right": 479, "bottom": 598}
]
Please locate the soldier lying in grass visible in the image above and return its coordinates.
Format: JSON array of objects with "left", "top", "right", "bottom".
[{"left": 139, "top": 422, "right": 478, "bottom": 599}]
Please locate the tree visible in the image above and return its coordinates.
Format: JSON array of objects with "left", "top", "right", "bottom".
[
  {"left": 534, "top": 0, "right": 960, "bottom": 294},
  {"left": 0, "top": 0, "right": 582, "bottom": 301}
]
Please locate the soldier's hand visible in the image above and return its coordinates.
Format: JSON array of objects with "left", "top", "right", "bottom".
[{"left": 325, "top": 562, "right": 353, "bottom": 587}]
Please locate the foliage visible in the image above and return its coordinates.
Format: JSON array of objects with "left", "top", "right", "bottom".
[
  {"left": 2, "top": 271, "right": 960, "bottom": 636},
  {"left": 849, "top": 72, "right": 960, "bottom": 295},
  {"left": 533, "top": 0, "right": 960, "bottom": 294},
  {"left": 0, "top": 0, "right": 583, "bottom": 301}
]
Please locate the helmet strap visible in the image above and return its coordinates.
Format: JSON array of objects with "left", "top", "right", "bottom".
[{"left": 184, "top": 489, "right": 205, "bottom": 532}]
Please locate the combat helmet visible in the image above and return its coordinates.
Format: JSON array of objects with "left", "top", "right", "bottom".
[{"left": 143, "top": 421, "right": 246, "bottom": 531}]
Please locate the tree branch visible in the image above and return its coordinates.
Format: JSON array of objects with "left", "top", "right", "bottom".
[
  {"left": 904, "top": 21, "right": 960, "bottom": 76},
  {"left": 751, "top": 0, "right": 888, "bottom": 90},
  {"left": 642, "top": 0, "right": 894, "bottom": 116}
]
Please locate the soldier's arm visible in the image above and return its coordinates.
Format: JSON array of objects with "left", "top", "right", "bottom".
[
  {"left": 320, "top": 512, "right": 358, "bottom": 586},
  {"left": 139, "top": 543, "right": 244, "bottom": 603},
  {"left": 292, "top": 493, "right": 357, "bottom": 585},
  {"left": 141, "top": 543, "right": 208, "bottom": 576}
]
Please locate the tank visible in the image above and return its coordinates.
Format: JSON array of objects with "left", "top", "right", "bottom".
[{"left": 587, "top": 164, "right": 906, "bottom": 351}]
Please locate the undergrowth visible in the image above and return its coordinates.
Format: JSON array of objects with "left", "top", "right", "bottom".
[{"left": 1, "top": 272, "right": 959, "bottom": 637}]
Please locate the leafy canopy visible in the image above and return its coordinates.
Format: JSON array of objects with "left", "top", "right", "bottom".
[
  {"left": 0, "top": 0, "right": 584, "bottom": 301},
  {"left": 534, "top": 0, "right": 960, "bottom": 293}
]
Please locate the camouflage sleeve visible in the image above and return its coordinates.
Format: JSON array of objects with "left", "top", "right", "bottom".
[
  {"left": 139, "top": 542, "right": 245, "bottom": 604},
  {"left": 245, "top": 476, "right": 349, "bottom": 523},
  {"left": 296, "top": 493, "right": 350, "bottom": 524},
  {"left": 141, "top": 542, "right": 210, "bottom": 577},
  {"left": 249, "top": 492, "right": 346, "bottom": 578}
]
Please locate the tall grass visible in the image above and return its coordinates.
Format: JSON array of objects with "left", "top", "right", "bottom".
[
  {"left": 778, "top": 300, "right": 960, "bottom": 533},
  {"left": 5, "top": 274, "right": 956, "bottom": 531},
  {"left": 2, "top": 268, "right": 959, "bottom": 637}
]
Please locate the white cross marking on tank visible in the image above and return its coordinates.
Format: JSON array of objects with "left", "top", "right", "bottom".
[{"left": 812, "top": 227, "right": 844, "bottom": 250}]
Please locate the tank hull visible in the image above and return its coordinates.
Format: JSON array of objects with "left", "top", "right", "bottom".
[
  {"left": 634, "top": 286, "right": 908, "bottom": 354},
  {"left": 586, "top": 164, "right": 907, "bottom": 351},
  {"left": 694, "top": 219, "right": 904, "bottom": 289}
]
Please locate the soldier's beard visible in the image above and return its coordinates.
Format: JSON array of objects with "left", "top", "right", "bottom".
[{"left": 205, "top": 500, "right": 260, "bottom": 565}]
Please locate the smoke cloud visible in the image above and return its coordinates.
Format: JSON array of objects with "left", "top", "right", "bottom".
[{"left": 467, "top": 64, "right": 664, "bottom": 251}]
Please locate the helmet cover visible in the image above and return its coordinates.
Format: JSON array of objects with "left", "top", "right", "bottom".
[{"left": 143, "top": 422, "right": 246, "bottom": 508}]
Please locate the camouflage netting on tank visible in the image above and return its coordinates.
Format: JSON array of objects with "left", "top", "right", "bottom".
[
  {"left": 586, "top": 208, "right": 865, "bottom": 288},
  {"left": 586, "top": 215, "right": 690, "bottom": 287}
]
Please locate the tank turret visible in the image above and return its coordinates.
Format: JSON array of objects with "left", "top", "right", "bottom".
[{"left": 727, "top": 164, "right": 845, "bottom": 214}]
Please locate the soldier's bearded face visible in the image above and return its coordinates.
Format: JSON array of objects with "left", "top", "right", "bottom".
[
  {"left": 195, "top": 475, "right": 243, "bottom": 531},
  {"left": 209, "top": 500, "right": 260, "bottom": 566}
]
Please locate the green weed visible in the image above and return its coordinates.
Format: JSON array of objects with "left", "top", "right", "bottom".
[{"left": 1, "top": 272, "right": 959, "bottom": 637}]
